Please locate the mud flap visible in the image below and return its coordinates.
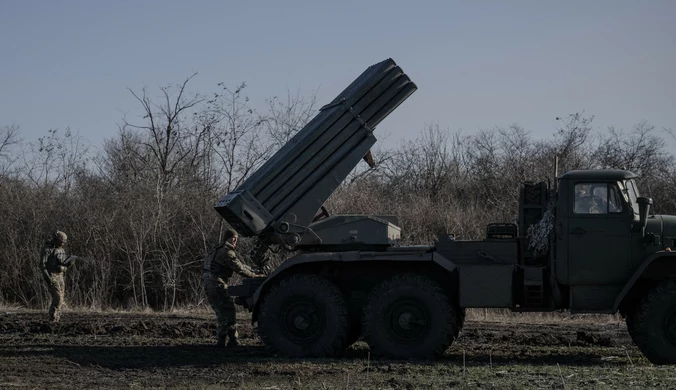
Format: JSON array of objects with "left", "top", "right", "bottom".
[{"left": 227, "top": 278, "right": 266, "bottom": 310}]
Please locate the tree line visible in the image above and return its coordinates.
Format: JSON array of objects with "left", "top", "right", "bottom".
[{"left": 1, "top": 75, "right": 674, "bottom": 311}]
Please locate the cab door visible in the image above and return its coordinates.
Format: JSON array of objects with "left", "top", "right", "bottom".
[{"left": 566, "top": 181, "right": 633, "bottom": 285}]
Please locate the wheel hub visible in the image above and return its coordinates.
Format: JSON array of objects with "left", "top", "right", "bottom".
[
  {"left": 280, "top": 299, "right": 325, "bottom": 344},
  {"left": 385, "top": 299, "right": 430, "bottom": 343},
  {"left": 294, "top": 315, "right": 309, "bottom": 330},
  {"left": 398, "top": 312, "right": 414, "bottom": 330}
]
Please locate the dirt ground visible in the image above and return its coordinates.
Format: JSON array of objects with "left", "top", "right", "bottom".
[{"left": 0, "top": 309, "right": 673, "bottom": 389}]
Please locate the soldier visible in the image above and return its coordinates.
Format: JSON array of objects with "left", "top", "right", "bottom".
[
  {"left": 39, "top": 231, "right": 74, "bottom": 323},
  {"left": 203, "top": 228, "right": 264, "bottom": 348}
]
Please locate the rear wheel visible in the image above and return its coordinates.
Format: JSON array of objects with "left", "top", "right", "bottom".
[
  {"left": 362, "top": 274, "right": 457, "bottom": 359},
  {"left": 632, "top": 279, "right": 676, "bottom": 364},
  {"left": 258, "top": 274, "right": 348, "bottom": 357}
]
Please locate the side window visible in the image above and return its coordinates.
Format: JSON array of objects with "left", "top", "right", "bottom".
[
  {"left": 574, "top": 183, "right": 623, "bottom": 214},
  {"left": 607, "top": 185, "right": 622, "bottom": 213}
]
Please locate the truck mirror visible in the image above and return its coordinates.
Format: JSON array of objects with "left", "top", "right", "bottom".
[{"left": 637, "top": 197, "right": 653, "bottom": 237}]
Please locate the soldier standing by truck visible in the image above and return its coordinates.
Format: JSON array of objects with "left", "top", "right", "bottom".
[
  {"left": 203, "top": 228, "right": 264, "bottom": 348},
  {"left": 39, "top": 231, "right": 75, "bottom": 323}
]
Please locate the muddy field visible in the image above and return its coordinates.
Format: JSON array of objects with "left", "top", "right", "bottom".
[{"left": 0, "top": 310, "right": 673, "bottom": 389}]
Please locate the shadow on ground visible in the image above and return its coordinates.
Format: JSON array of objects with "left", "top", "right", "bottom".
[{"left": 1, "top": 343, "right": 623, "bottom": 371}]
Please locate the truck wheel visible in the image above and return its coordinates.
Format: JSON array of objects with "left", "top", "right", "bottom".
[
  {"left": 362, "top": 274, "right": 457, "bottom": 358},
  {"left": 258, "top": 274, "right": 348, "bottom": 357},
  {"left": 633, "top": 279, "right": 676, "bottom": 364}
]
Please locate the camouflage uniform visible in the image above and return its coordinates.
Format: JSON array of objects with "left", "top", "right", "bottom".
[
  {"left": 203, "top": 229, "right": 258, "bottom": 347},
  {"left": 39, "top": 231, "right": 71, "bottom": 323},
  {"left": 575, "top": 196, "right": 604, "bottom": 214}
]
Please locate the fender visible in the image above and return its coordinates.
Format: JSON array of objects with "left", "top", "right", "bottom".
[
  {"left": 613, "top": 251, "right": 676, "bottom": 312},
  {"left": 249, "top": 249, "right": 457, "bottom": 322}
]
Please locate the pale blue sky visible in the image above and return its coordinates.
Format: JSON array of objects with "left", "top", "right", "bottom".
[{"left": 1, "top": 0, "right": 675, "bottom": 151}]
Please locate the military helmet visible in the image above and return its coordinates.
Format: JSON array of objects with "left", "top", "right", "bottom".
[
  {"left": 53, "top": 231, "right": 68, "bottom": 243},
  {"left": 223, "top": 228, "right": 238, "bottom": 241}
]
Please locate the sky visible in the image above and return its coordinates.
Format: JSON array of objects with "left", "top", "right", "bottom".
[{"left": 1, "top": 0, "right": 675, "bottom": 152}]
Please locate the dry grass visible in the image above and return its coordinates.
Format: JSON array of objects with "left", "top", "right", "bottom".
[
  {"left": 466, "top": 308, "right": 624, "bottom": 325},
  {"left": 0, "top": 302, "right": 24, "bottom": 311},
  {"left": 0, "top": 304, "right": 215, "bottom": 318},
  {"left": 5, "top": 304, "right": 625, "bottom": 325},
  {"left": 3, "top": 304, "right": 625, "bottom": 326}
]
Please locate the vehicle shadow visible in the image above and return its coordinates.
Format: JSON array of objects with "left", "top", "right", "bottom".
[
  {"left": 0, "top": 343, "right": 634, "bottom": 370},
  {"left": 2, "top": 344, "right": 274, "bottom": 369}
]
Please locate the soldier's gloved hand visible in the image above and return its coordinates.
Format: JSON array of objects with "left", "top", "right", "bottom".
[{"left": 64, "top": 255, "right": 77, "bottom": 267}]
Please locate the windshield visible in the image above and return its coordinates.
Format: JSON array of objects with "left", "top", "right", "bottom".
[{"left": 621, "top": 179, "right": 640, "bottom": 215}]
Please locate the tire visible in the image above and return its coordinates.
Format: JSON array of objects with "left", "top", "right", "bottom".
[
  {"left": 632, "top": 279, "right": 676, "bottom": 364},
  {"left": 362, "top": 274, "right": 458, "bottom": 359},
  {"left": 258, "top": 274, "right": 348, "bottom": 358}
]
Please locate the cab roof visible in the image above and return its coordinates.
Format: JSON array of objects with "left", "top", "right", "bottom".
[{"left": 559, "top": 169, "right": 638, "bottom": 180}]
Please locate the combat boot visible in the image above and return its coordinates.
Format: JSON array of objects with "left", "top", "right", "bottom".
[
  {"left": 215, "top": 335, "right": 226, "bottom": 348},
  {"left": 226, "top": 328, "right": 239, "bottom": 348}
]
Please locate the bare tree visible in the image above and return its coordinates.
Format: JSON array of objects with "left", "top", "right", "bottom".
[
  {"left": 124, "top": 73, "right": 205, "bottom": 193},
  {"left": 18, "top": 127, "right": 89, "bottom": 193},
  {"left": 262, "top": 88, "right": 319, "bottom": 149},
  {"left": 0, "top": 124, "right": 20, "bottom": 174},
  {"left": 204, "top": 82, "right": 268, "bottom": 192},
  {"left": 552, "top": 113, "right": 595, "bottom": 171},
  {"left": 596, "top": 121, "right": 671, "bottom": 174}
]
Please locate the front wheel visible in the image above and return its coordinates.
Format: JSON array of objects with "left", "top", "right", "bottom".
[
  {"left": 258, "top": 274, "right": 348, "bottom": 357},
  {"left": 362, "top": 274, "right": 458, "bottom": 359},
  {"left": 632, "top": 279, "right": 676, "bottom": 364}
]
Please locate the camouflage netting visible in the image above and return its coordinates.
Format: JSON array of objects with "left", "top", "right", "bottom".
[{"left": 527, "top": 194, "right": 556, "bottom": 255}]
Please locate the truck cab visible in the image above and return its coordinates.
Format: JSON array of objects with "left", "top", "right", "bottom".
[
  {"left": 555, "top": 170, "right": 654, "bottom": 312},
  {"left": 553, "top": 170, "right": 676, "bottom": 364}
]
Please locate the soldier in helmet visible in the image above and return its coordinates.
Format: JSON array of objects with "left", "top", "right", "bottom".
[
  {"left": 39, "top": 231, "right": 75, "bottom": 322},
  {"left": 203, "top": 228, "right": 264, "bottom": 348}
]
